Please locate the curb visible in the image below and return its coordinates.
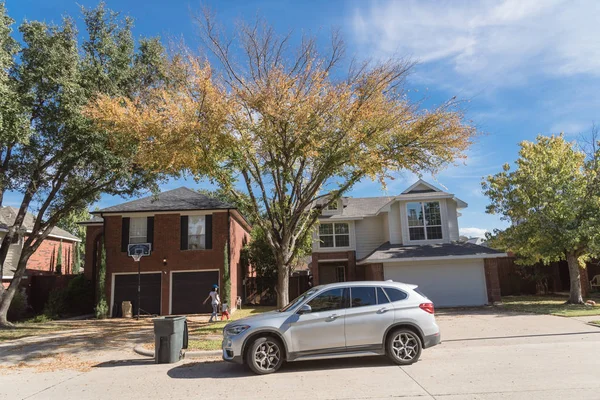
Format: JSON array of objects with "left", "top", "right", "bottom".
[{"left": 133, "top": 345, "right": 221, "bottom": 360}]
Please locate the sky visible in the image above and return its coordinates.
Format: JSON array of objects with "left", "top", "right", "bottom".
[{"left": 5, "top": 0, "right": 599, "bottom": 237}]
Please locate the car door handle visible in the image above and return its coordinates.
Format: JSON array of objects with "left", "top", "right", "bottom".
[
  {"left": 377, "top": 307, "right": 389, "bottom": 314},
  {"left": 326, "top": 314, "right": 340, "bottom": 321}
]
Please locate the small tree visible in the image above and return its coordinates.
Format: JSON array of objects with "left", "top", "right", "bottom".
[
  {"left": 222, "top": 242, "right": 230, "bottom": 308},
  {"left": 95, "top": 241, "right": 108, "bottom": 318},
  {"left": 87, "top": 13, "right": 476, "bottom": 307},
  {"left": 55, "top": 241, "right": 63, "bottom": 275},
  {"left": 483, "top": 135, "right": 600, "bottom": 304},
  {"left": 72, "top": 243, "right": 81, "bottom": 275}
]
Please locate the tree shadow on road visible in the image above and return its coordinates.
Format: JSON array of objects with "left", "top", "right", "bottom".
[
  {"left": 94, "top": 358, "right": 156, "bottom": 368},
  {"left": 167, "top": 357, "right": 393, "bottom": 379}
]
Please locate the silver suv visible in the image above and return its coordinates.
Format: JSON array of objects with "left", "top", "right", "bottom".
[{"left": 222, "top": 281, "right": 441, "bottom": 374}]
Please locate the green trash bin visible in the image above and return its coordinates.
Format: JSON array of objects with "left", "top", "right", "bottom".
[{"left": 152, "top": 316, "right": 187, "bottom": 364}]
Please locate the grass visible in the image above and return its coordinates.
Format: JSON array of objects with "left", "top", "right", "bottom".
[
  {"left": 0, "top": 320, "right": 73, "bottom": 342},
  {"left": 501, "top": 295, "right": 600, "bottom": 317},
  {"left": 188, "top": 339, "right": 222, "bottom": 351},
  {"left": 190, "top": 306, "right": 277, "bottom": 337}
]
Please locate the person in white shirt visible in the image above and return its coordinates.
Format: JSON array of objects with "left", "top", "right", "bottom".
[{"left": 203, "top": 285, "right": 220, "bottom": 322}]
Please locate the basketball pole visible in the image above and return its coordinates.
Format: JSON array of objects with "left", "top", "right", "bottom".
[{"left": 137, "top": 257, "right": 141, "bottom": 320}]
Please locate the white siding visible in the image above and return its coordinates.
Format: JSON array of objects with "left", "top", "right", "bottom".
[
  {"left": 4, "top": 238, "right": 23, "bottom": 277},
  {"left": 388, "top": 202, "right": 402, "bottom": 245},
  {"left": 446, "top": 199, "right": 460, "bottom": 242},
  {"left": 382, "top": 212, "right": 390, "bottom": 243},
  {"left": 355, "top": 215, "right": 385, "bottom": 259}
]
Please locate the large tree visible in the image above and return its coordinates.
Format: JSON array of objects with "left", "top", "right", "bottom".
[
  {"left": 87, "top": 13, "right": 476, "bottom": 307},
  {"left": 482, "top": 134, "right": 600, "bottom": 304},
  {"left": 0, "top": 4, "right": 166, "bottom": 327}
]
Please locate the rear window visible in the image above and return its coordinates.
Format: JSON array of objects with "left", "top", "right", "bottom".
[
  {"left": 414, "top": 288, "right": 429, "bottom": 299},
  {"left": 383, "top": 287, "right": 408, "bottom": 302},
  {"left": 377, "top": 287, "right": 390, "bottom": 304}
]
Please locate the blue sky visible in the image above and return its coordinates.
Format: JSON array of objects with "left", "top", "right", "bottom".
[{"left": 6, "top": 0, "right": 599, "bottom": 237}]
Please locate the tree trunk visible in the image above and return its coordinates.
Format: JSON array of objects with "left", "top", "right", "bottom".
[
  {"left": 565, "top": 252, "right": 584, "bottom": 304},
  {"left": 276, "top": 264, "right": 289, "bottom": 309},
  {"left": 0, "top": 253, "right": 31, "bottom": 328}
]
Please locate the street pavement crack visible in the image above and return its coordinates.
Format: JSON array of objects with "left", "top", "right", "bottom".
[
  {"left": 399, "top": 366, "right": 436, "bottom": 400},
  {"left": 21, "top": 370, "right": 87, "bottom": 400}
]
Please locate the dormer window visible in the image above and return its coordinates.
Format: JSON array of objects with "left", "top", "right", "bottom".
[
  {"left": 406, "top": 201, "right": 442, "bottom": 241},
  {"left": 326, "top": 201, "right": 339, "bottom": 211}
]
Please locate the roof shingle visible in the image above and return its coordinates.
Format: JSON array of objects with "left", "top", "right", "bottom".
[
  {"left": 94, "top": 187, "right": 234, "bottom": 214},
  {"left": 0, "top": 207, "right": 80, "bottom": 241},
  {"left": 359, "top": 242, "right": 505, "bottom": 263}
]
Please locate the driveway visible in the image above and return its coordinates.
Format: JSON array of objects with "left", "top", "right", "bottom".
[{"left": 1, "top": 311, "right": 599, "bottom": 400}]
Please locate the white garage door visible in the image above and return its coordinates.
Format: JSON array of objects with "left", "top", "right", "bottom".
[{"left": 383, "top": 259, "right": 488, "bottom": 307}]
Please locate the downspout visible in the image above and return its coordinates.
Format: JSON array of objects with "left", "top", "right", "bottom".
[{"left": 227, "top": 209, "right": 231, "bottom": 306}]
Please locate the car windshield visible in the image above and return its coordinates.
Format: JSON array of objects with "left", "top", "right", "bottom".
[{"left": 279, "top": 287, "right": 320, "bottom": 312}]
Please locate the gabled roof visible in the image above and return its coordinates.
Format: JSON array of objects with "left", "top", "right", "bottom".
[
  {"left": 401, "top": 179, "right": 444, "bottom": 194},
  {"left": 357, "top": 242, "right": 505, "bottom": 264},
  {"left": 0, "top": 207, "right": 80, "bottom": 242},
  {"left": 93, "top": 187, "right": 235, "bottom": 214}
]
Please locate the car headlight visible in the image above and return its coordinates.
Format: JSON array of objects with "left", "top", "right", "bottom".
[{"left": 225, "top": 325, "right": 250, "bottom": 336}]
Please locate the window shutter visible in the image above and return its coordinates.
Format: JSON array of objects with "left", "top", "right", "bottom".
[
  {"left": 121, "top": 217, "right": 130, "bottom": 252},
  {"left": 180, "top": 216, "right": 188, "bottom": 250},
  {"left": 205, "top": 215, "right": 212, "bottom": 249},
  {"left": 147, "top": 217, "right": 154, "bottom": 246}
]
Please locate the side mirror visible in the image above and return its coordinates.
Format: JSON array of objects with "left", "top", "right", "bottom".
[{"left": 298, "top": 304, "right": 312, "bottom": 315}]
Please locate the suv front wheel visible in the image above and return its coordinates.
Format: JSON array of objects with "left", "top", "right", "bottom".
[
  {"left": 386, "top": 328, "right": 422, "bottom": 365},
  {"left": 246, "top": 336, "right": 284, "bottom": 374}
]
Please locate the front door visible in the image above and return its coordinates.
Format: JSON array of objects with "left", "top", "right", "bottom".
[
  {"left": 319, "top": 264, "right": 346, "bottom": 284},
  {"left": 344, "top": 286, "right": 394, "bottom": 348},
  {"left": 289, "top": 287, "right": 348, "bottom": 353}
]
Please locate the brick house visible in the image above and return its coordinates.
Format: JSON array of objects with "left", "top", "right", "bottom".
[
  {"left": 0, "top": 206, "right": 80, "bottom": 287},
  {"left": 311, "top": 179, "right": 506, "bottom": 307},
  {"left": 81, "top": 187, "right": 251, "bottom": 317}
]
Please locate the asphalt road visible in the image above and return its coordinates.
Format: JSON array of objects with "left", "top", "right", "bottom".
[{"left": 2, "top": 311, "right": 599, "bottom": 400}]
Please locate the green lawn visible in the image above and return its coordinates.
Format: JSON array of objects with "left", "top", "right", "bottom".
[
  {"left": 190, "top": 306, "right": 277, "bottom": 336},
  {"left": 0, "top": 320, "right": 74, "bottom": 342},
  {"left": 501, "top": 295, "right": 600, "bottom": 317},
  {"left": 188, "top": 339, "right": 222, "bottom": 350}
]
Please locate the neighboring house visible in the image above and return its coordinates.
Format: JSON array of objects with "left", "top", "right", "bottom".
[
  {"left": 80, "top": 187, "right": 251, "bottom": 317},
  {"left": 0, "top": 206, "right": 80, "bottom": 286},
  {"left": 467, "top": 237, "right": 488, "bottom": 246},
  {"left": 311, "top": 180, "right": 506, "bottom": 307}
]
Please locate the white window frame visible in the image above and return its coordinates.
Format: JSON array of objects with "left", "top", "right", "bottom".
[
  {"left": 187, "top": 215, "right": 206, "bottom": 250},
  {"left": 406, "top": 201, "right": 443, "bottom": 241},
  {"left": 319, "top": 222, "right": 350, "bottom": 249},
  {"left": 129, "top": 217, "right": 147, "bottom": 244},
  {"left": 326, "top": 201, "right": 339, "bottom": 211}
]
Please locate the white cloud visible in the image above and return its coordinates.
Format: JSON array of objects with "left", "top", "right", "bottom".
[
  {"left": 351, "top": 0, "right": 600, "bottom": 87},
  {"left": 460, "top": 227, "right": 488, "bottom": 238},
  {"left": 548, "top": 121, "right": 590, "bottom": 136}
]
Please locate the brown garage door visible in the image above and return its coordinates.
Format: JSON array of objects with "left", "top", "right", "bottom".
[
  {"left": 171, "top": 271, "right": 220, "bottom": 314},
  {"left": 112, "top": 273, "right": 161, "bottom": 317}
]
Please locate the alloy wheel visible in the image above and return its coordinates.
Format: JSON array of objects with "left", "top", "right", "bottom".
[
  {"left": 253, "top": 340, "right": 281, "bottom": 372},
  {"left": 391, "top": 332, "right": 419, "bottom": 362}
]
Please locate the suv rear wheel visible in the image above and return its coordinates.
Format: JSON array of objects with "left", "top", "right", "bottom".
[
  {"left": 386, "top": 328, "right": 422, "bottom": 365},
  {"left": 246, "top": 336, "right": 284, "bottom": 375}
]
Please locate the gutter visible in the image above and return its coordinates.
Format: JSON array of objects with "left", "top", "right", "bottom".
[{"left": 356, "top": 253, "right": 509, "bottom": 265}]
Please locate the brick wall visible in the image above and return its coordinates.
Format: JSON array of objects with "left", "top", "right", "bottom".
[
  {"left": 228, "top": 214, "right": 249, "bottom": 310},
  {"left": 101, "top": 211, "right": 249, "bottom": 315},
  {"left": 83, "top": 225, "right": 103, "bottom": 281},
  {"left": 364, "top": 263, "right": 384, "bottom": 281},
  {"left": 27, "top": 237, "right": 76, "bottom": 275},
  {"left": 312, "top": 251, "right": 357, "bottom": 285},
  {"left": 484, "top": 258, "right": 502, "bottom": 303}
]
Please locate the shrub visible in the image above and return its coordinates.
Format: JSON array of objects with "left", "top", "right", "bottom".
[
  {"left": 65, "top": 274, "right": 94, "bottom": 314},
  {"left": 43, "top": 289, "right": 67, "bottom": 319},
  {"left": 7, "top": 289, "right": 28, "bottom": 321},
  {"left": 95, "top": 298, "right": 108, "bottom": 319}
]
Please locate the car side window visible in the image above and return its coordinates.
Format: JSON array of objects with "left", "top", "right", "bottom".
[
  {"left": 383, "top": 287, "right": 408, "bottom": 302},
  {"left": 350, "top": 286, "right": 377, "bottom": 308},
  {"left": 307, "top": 288, "right": 346, "bottom": 312},
  {"left": 377, "top": 287, "right": 390, "bottom": 304}
]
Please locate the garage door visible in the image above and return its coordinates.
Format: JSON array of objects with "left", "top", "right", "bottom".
[
  {"left": 113, "top": 273, "right": 161, "bottom": 317},
  {"left": 171, "top": 271, "right": 220, "bottom": 314},
  {"left": 383, "top": 259, "right": 488, "bottom": 307}
]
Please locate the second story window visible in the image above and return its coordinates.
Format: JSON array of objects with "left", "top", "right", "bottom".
[
  {"left": 319, "top": 222, "right": 350, "bottom": 248},
  {"left": 129, "top": 217, "right": 147, "bottom": 244},
  {"left": 188, "top": 215, "right": 206, "bottom": 250},
  {"left": 407, "top": 201, "right": 442, "bottom": 241}
]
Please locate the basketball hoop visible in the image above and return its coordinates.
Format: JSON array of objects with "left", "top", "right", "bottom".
[
  {"left": 131, "top": 254, "right": 142, "bottom": 262},
  {"left": 127, "top": 243, "right": 152, "bottom": 320}
]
